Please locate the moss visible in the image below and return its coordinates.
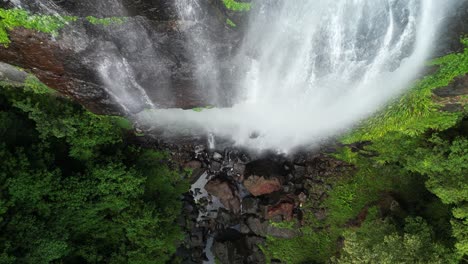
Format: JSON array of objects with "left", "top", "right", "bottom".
[
  {"left": 85, "top": 16, "right": 127, "bottom": 26},
  {"left": 258, "top": 244, "right": 272, "bottom": 264},
  {"left": 269, "top": 220, "right": 296, "bottom": 229},
  {"left": 226, "top": 18, "right": 237, "bottom": 27},
  {"left": 114, "top": 117, "right": 133, "bottom": 130},
  {"left": 192, "top": 105, "right": 214, "bottom": 112},
  {"left": 0, "top": 8, "right": 77, "bottom": 46},
  {"left": 342, "top": 37, "right": 468, "bottom": 144},
  {"left": 222, "top": 0, "right": 252, "bottom": 12},
  {"left": 23, "top": 75, "right": 55, "bottom": 95},
  {"left": 265, "top": 228, "right": 335, "bottom": 264},
  {"left": 0, "top": 8, "right": 128, "bottom": 47}
]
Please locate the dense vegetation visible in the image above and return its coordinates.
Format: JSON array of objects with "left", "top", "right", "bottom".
[
  {"left": 0, "top": 8, "right": 76, "bottom": 46},
  {"left": 0, "top": 8, "right": 126, "bottom": 47},
  {"left": 0, "top": 5, "right": 466, "bottom": 264},
  {"left": 263, "top": 39, "right": 468, "bottom": 263},
  {"left": 222, "top": 0, "right": 252, "bottom": 12},
  {"left": 0, "top": 77, "right": 188, "bottom": 263}
]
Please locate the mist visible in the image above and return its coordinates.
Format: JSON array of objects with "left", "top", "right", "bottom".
[
  {"left": 136, "top": 0, "right": 455, "bottom": 152},
  {"left": 8, "top": 0, "right": 457, "bottom": 152}
]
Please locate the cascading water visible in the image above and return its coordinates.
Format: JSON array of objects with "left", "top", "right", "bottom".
[
  {"left": 6, "top": 0, "right": 459, "bottom": 152},
  {"left": 137, "top": 0, "right": 456, "bottom": 152},
  {"left": 174, "top": 0, "right": 222, "bottom": 106}
]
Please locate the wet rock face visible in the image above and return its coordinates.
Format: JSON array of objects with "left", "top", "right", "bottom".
[
  {"left": 433, "top": 1, "right": 468, "bottom": 57},
  {"left": 0, "top": 62, "right": 28, "bottom": 84},
  {"left": 0, "top": 28, "right": 120, "bottom": 114},
  {"left": 2, "top": 0, "right": 467, "bottom": 115},
  {"left": 2, "top": 0, "right": 178, "bottom": 21},
  {"left": 0, "top": 0, "right": 241, "bottom": 114},
  {"left": 434, "top": 74, "right": 468, "bottom": 97}
]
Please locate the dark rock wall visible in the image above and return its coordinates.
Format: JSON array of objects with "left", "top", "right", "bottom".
[
  {"left": 0, "top": 27, "right": 120, "bottom": 113},
  {"left": 0, "top": 0, "right": 241, "bottom": 114},
  {"left": 433, "top": 1, "right": 468, "bottom": 57},
  {"left": 0, "top": 0, "right": 466, "bottom": 115}
]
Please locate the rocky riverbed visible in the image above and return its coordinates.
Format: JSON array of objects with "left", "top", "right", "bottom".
[{"left": 135, "top": 136, "right": 355, "bottom": 264}]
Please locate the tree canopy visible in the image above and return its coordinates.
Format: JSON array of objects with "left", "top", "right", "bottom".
[{"left": 0, "top": 79, "right": 188, "bottom": 264}]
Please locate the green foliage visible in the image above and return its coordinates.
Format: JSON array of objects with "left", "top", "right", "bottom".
[
  {"left": 265, "top": 228, "right": 335, "bottom": 264},
  {"left": 0, "top": 8, "right": 76, "bottom": 46},
  {"left": 192, "top": 105, "right": 214, "bottom": 112},
  {"left": 85, "top": 16, "right": 126, "bottom": 26},
  {"left": 226, "top": 18, "right": 237, "bottom": 27},
  {"left": 11, "top": 97, "right": 123, "bottom": 160},
  {"left": 330, "top": 123, "right": 467, "bottom": 261},
  {"left": 114, "top": 116, "right": 133, "bottom": 130},
  {"left": 23, "top": 75, "right": 55, "bottom": 94},
  {"left": 333, "top": 39, "right": 468, "bottom": 261},
  {"left": 222, "top": 0, "right": 252, "bottom": 12},
  {"left": 0, "top": 8, "right": 128, "bottom": 47},
  {"left": 403, "top": 134, "right": 468, "bottom": 259},
  {"left": 269, "top": 220, "right": 296, "bottom": 229},
  {"left": 403, "top": 136, "right": 468, "bottom": 204},
  {"left": 337, "top": 217, "right": 456, "bottom": 264},
  {"left": 0, "top": 79, "right": 187, "bottom": 263},
  {"left": 343, "top": 37, "right": 468, "bottom": 144}
]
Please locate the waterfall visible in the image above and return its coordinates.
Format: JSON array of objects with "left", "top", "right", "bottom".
[
  {"left": 174, "top": 0, "right": 222, "bottom": 106},
  {"left": 6, "top": 0, "right": 459, "bottom": 151},
  {"left": 137, "top": 0, "right": 456, "bottom": 152}
]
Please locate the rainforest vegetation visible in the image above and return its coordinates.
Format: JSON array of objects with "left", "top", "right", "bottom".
[
  {"left": 0, "top": 78, "right": 188, "bottom": 263},
  {"left": 0, "top": 5, "right": 467, "bottom": 264}
]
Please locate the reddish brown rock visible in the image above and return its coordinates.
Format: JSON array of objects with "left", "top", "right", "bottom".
[
  {"left": 205, "top": 177, "right": 240, "bottom": 213},
  {"left": 0, "top": 17, "right": 240, "bottom": 114},
  {"left": 243, "top": 175, "right": 282, "bottom": 196},
  {"left": 243, "top": 159, "right": 286, "bottom": 196},
  {"left": 0, "top": 28, "right": 118, "bottom": 114},
  {"left": 265, "top": 202, "right": 294, "bottom": 221}
]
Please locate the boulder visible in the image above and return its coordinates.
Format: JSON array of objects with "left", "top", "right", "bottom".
[
  {"left": 241, "top": 196, "right": 259, "bottom": 215},
  {"left": 205, "top": 177, "right": 240, "bottom": 213},
  {"left": 434, "top": 74, "right": 468, "bottom": 97},
  {"left": 245, "top": 216, "right": 267, "bottom": 236},
  {"left": 266, "top": 202, "right": 294, "bottom": 221},
  {"left": 216, "top": 208, "right": 240, "bottom": 227},
  {"left": 243, "top": 159, "right": 286, "bottom": 196},
  {"left": 0, "top": 62, "right": 28, "bottom": 84},
  {"left": 213, "top": 232, "right": 265, "bottom": 264},
  {"left": 243, "top": 175, "right": 282, "bottom": 197}
]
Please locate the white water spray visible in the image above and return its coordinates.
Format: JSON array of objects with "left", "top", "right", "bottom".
[
  {"left": 137, "top": 0, "right": 455, "bottom": 152},
  {"left": 8, "top": 0, "right": 458, "bottom": 152}
]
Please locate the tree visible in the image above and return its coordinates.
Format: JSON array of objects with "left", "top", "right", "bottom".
[
  {"left": 337, "top": 217, "right": 456, "bottom": 264},
  {"left": 0, "top": 81, "right": 187, "bottom": 263}
]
